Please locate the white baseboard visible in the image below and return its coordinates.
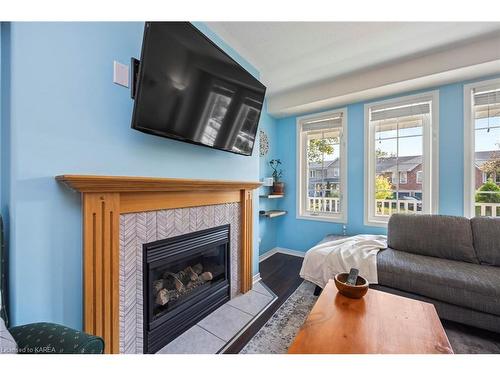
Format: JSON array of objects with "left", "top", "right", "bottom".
[
  {"left": 259, "top": 247, "right": 305, "bottom": 262},
  {"left": 252, "top": 273, "right": 261, "bottom": 285}
]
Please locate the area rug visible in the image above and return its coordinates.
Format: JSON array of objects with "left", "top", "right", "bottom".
[
  {"left": 240, "top": 281, "right": 318, "bottom": 354},
  {"left": 240, "top": 281, "right": 500, "bottom": 354}
]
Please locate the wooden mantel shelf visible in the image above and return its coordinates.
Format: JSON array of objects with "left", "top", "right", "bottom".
[
  {"left": 56, "top": 174, "right": 261, "bottom": 353},
  {"left": 56, "top": 174, "right": 262, "bottom": 193}
]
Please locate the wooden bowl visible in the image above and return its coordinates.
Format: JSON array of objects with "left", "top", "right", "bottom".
[{"left": 334, "top": 273, "right": 369, "bottom": 299}]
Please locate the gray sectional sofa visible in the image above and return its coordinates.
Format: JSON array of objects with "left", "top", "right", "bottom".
[{"left": 373, "top": 214, "right": 500, "bottom": 334}]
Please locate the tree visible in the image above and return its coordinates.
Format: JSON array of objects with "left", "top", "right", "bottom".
[
  {"left": 475, "top": 179, "right": 500, "bottom": 203},
  {"left": 376, "top": 148, "right": 396, "bottom": 158},
  {"left": 307, "top": 138, "right": 336, "bottom": 163},
  {"left": 375, "top": 175, "right": 394, "bottom": 200},
  {"left": 376, "top": 148, "right": 388, "bottom": 158},
  {"left": 480, "top": 150, "right": 500, "bottom": 177}
]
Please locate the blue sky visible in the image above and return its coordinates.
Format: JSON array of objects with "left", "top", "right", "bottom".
[{"left": 375, "top": 116, "right": 500, "bottom": 157}]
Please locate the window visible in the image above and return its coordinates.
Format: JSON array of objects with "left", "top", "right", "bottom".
[
  {"left": 297, "top": 108, "right": 347, "bottom": 222},
  {"left": 365, "top": 91, "right": 439, "bottom": 226},
  {"left": 464, "top": 78, "right": 500, "bottom": 218},
  {"left": 416, "top": 171, "right": 423, "bottom": 184},
  {"left": 399, "top": 172, "right": 408, "bottom": 184}
]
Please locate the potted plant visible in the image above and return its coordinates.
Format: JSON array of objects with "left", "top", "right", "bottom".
[{"left": 269, "top": 159, "right": 284, "bottom": 194}]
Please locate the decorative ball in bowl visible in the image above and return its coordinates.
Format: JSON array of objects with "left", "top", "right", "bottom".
[{"left": 334, "top": 273, "right": 369, "bottom": 299}]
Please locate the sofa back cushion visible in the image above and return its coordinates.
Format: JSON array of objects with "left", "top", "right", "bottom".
[
  {"left": 471, "top": 217, "right": 500, "bottom": 266},
  {"left": 387, "top": 214, "right": 478, "bottom": 263}
]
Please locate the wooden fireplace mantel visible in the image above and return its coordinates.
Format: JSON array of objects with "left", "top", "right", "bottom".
[
  {"left": 56, "top": 174, "right": 262, "bottom": 193},
  {"left": 57, "top": 174, "right": 261, "bottom": 354}
]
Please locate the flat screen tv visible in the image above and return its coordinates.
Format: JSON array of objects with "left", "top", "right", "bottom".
[{"left": 131, "top": 22, "right": 266, "bottom": 156}]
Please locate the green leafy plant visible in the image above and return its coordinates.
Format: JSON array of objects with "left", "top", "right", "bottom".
[
  {"left": 375, "top": 175, "right": 394, "bottom": 200},
  {"left": 307, "top": 138, "right": 336, "bottom": 163},
  {"left": 475, "top": 178, "right": 500, "bottom": 203},
  {"left": 269, "top": 159, "right": 283, "bottom": 182}
]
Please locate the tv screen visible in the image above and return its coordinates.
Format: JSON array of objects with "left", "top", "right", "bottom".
[{"left": 131, "top": 22, "right": 266, "bottom": 156}]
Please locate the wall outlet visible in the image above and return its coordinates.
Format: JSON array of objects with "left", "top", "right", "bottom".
[{"left": 113, "top": 61, "right": 129, "bottom": 88}]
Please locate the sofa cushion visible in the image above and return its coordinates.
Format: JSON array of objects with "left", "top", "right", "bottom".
[
  {"left": 387, "top": 214, "right": 478, "bottom": 263},
  {"left": 471, "top": 217, "right": 500, "bottom": 266},
  {"left": 377, "top": 248, "right": 500, "bottom": 316}
]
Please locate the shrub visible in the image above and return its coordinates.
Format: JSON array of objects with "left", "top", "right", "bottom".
[{"left": 475, "top": 179, "right": 500, "bottom": 203}]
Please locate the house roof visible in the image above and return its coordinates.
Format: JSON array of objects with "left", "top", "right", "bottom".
[
  {"left": 376, "top": 156, "right": 422, "bottom": 174},
  {"left": 308, "top": 159, "right": 339, "bottom": 170}
]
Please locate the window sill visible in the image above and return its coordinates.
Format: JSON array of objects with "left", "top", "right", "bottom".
[
  {"left": 297, "top": 212, "right": 347, "bottom": 224},
  {"left": 364, "top": 218, "right": 389, "bottom": 228}
]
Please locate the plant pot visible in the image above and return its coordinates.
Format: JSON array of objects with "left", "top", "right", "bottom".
[{"left": 272, "top": 182, "right": 285, "bottom": 195}]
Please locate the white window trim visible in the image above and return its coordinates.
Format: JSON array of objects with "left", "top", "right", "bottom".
[
  {"left": 364, "top": 91, "right": 440, "bottom": 227},
  {"left": 464, "top": 77, "right": 500, "bottom": 218},
  {"left": 296, "top": 108, "right": 348, "bottom": 223}
]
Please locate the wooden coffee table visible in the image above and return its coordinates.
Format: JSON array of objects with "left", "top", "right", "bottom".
[{"left": 288, "top": 280, "right": 453, "bottom": 354}]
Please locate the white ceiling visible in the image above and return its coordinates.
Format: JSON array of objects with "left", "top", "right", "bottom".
[{"left": 206, "top": 22, "right": 500, "bottom": 116}]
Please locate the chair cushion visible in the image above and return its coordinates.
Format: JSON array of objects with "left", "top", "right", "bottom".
[
  {"left": 0, "top": 315, "right": 17, "bottom": 354},
  {"left": 387, "top": 214, "right": 478, "bottom": 263},
  {"left": 471, "top": 217, "right": 500, "bottom": 266},
  {"left": 377, "top": 248, "right": 500, "bottom": 316},
  {"left": 9, "top": 322, "right": 104, "bottom": 354}
]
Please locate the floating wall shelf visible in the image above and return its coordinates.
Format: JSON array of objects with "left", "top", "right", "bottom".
[
  {"left": 259, "top": 194, "right": 284, "bottom": 199},
  {"left": 260, "top": 210, "right": 287, "bottom": 218}
]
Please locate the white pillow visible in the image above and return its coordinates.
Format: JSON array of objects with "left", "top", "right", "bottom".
[{"left": 0, "top": 291, "right": 17, "bottom": 354}]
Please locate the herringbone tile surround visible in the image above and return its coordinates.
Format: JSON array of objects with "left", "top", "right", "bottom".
[{"left": 119, "top": 203, "right": 241, "bottom": 354}]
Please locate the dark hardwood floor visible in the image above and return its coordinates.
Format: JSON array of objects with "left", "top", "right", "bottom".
[{"left": 222, "top": 253, "right": 303, "bottom": 353}]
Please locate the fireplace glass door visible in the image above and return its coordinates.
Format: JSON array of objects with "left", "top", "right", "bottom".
[{"left": 143, "top": 224, "right": 230, "bottom": 353}]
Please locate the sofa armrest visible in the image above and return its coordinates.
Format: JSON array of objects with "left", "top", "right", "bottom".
[{"left": 8, "top": 322, "right": 104, "bottom": 354}]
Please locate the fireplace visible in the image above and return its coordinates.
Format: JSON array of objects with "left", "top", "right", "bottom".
[{"left": 143, "top": 224, "right": 231, "bottom": 353}]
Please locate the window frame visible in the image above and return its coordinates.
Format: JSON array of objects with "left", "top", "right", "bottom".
[
  {"left": 399, "top": 171, "right": 408, "bottom": 184},
  {"left": 416, "top": 170, "right": 423, "bottom": 184},
  {"left": 364, "top": 91, "right": 440, "bottom": 227},
  {"left": 463, "top": 77, "right": 500, "bottom": 218},
  {"left": 296, "top": 108, "right": 348, "bottom": 223}
]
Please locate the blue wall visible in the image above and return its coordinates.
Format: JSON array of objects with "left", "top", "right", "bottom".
[
  {"left": 274, "top": 75, "right": 500, "bottom": 253},
  {"left": 257, "top": 104, "right": 279, "bottom": 255},
  {"left": 1, "top": 22, "right": 266, "bottom": 328}
]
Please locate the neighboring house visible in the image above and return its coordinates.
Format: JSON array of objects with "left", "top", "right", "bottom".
[
  {"left": 375, "top": 155, "right": 423, "bottom": 200},
  {"left": 308, "top": 151, "right": 499, "bottom": 199},
  {"left": 475, "top": 150, "right": 500, "bottom": 189},
  {"left": 308, "top": 159, "right": 340, "bottom": 196}
]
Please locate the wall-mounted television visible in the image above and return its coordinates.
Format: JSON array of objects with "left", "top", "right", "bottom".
[{"left": 131, "top": 22, "right": 266, "bottom": 156}]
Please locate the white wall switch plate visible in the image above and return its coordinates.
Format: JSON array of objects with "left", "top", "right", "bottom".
[{"left": 113, "top": 61, "right": 129, "bottom": 88}]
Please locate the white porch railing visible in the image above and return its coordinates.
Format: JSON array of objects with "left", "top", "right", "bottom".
[
  {"left": 475, "top": 203, "right": 500, "bottom": 217},
  {"left": 307, "top": 197, "right": 341, "bottom": 213},
  {"left": 307, "top": 197, "right": 500, "bottom": 217},
  {"left": 375, "top": 199, "right": 422, "bottom": 216}
]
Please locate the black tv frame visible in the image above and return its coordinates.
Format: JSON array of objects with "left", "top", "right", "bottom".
[{"left": 130, "top": 22, "right": 266, "bottom": 157}]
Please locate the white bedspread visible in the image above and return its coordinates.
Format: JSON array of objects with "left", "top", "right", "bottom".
[{"left": 299, "top": 234, "right": 387, "bottom": 287}]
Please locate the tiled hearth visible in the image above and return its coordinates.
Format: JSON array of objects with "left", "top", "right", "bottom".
[
  {"left": 158, "top": 281, "right": 275, "bottom": 354},
  {"left": 119, "top": 203, "right": 244, "bottom": 354}
]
